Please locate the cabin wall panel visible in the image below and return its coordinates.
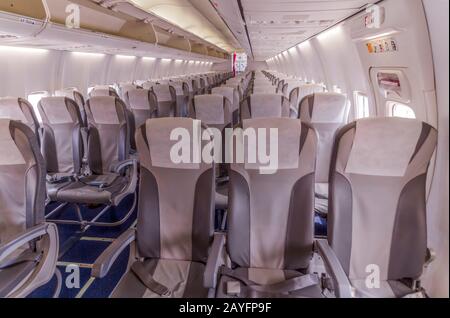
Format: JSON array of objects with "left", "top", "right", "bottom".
[
  {"left": 0, "top": 48, "right": 213, "bottom": 98},
  {"left": 422, "top": 0, "right": 449, "bottom": 298}
]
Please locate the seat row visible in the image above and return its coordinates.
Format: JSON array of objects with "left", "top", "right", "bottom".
[{"left": 0, "top": 71, "right": 437, "bottom": 298}]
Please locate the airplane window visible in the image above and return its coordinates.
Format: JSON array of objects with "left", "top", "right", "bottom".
[
  {"left": 388, "top": 101, "right": 416, "bottom": 119},
  {"left": 27, "top": 91, "right": 49, "bottom": 123},
  {"left": 354, "top": 92, "right": 370, "bottom": 119}
]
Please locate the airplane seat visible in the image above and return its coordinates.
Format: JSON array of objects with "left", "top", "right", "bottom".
[
  {"left": 209, "top": 117, "right": 321, "bottom": 298},
  {"left": 0, "top": 119, "right": 59, "bottom": 298},
  {"left": 298, "top": 93, "right": 349, "bottom": 217},
  {"left": 240, "top": 94, "right": 291, "bottom": 121},
  {"left": 91, "top": 118, "right": 215, "bottom": 298},
  {"left": 118, "top": 83, "right": 136, "bottom": 101},
  {"left": 37, "top": 97, "right": 84, "bottom": 202},
  {"left": 50, "top": 96, "right": 138, "bottom": 228},
  {"left": 55, "top": 88, "right": 87, "bottom": 126},
  {"left": 89, "top": 87, "right": 119, "bottom": 99},
  {"left": 318, "top": 117, "right": 438, "bottom": 298},
  {"left": 211, "top": 87, "right": 240, "bottom": 125},
  {"left": 170, "top": 82, "right": 190, "bottom": 117},
  {"left": 150, "top": 85, "right": 177, "bottom": 118},
  {"left": 0, "top": 97, "right": 40, "bottom": 141},
  {"left": 125, "top": 89, "right": 156, "bottom": 130},
  {"left": 193, "top": 94, "right": 233, "bottom": 200}
]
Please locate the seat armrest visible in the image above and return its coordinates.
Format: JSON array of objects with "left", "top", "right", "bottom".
[
  {"left": 91, "top": 228, "right": 135, "bottom": 278},
  {"left": 315, "top": 239, "right": 353, "bottom": 298},
  {"left": 110, "top": 159, "right": 137, "bottom": 174},
  {"left": 204, "top": 232, "right": 226, "bottom": 289},
  {"left": 0, "top": 223, "right": 54, "bottom": 264}
]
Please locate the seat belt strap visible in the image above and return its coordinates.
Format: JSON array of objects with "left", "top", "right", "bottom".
[
  {"left": 131, "top": 262, "right": 171, "bottom": 296},
  {"left": 221, "top": 267, "right": 319, "bottom": 297}
]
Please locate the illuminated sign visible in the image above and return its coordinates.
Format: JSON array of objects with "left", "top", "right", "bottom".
[{"left": 366, "top": 37, "right": 398, "bottom": 54}]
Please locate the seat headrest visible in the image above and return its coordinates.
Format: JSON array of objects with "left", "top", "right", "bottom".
[
  {"left": 0, "top": 97, "right": 28, "bottom": 123},
  {"left": 39, "top": 97, "right": 73, "bottom": 124},
  {"left": 152, "top": 85, "right": 173, "bottom": 102},
  {"left": 87, "top": 96, "right": 120, "bottom": 125},
  {"left": 345, "top": 118, "right": 424, "bottom": 177},
  {"left": 310, "top": 93, "right": 348, "bottom": 123},
  {"left": 0, "top": 119, "right": 26, "bottom": 165},
  {"left": 126, "top": 89, "right": 150, "bottom": 110},
  {"left": 212, "top": 87, "right": 235, "bottom": 104},
  {"left": 145, "top": 118, "right": 204, "bottom": 170},
  {"left": 249, "top": 94, "right": 286, "bottom": 118},
  {"left": 194, "top": 95, "right": 226, "bottom": 125},
  {"left": 240, "top": 118, "right": 302, "bottom": 172}
]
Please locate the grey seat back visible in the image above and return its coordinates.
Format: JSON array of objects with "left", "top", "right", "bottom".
[
  {"left": 299, "top": 93, "right": 349, "bottom": 193},
  {"left": 85, "top": 96, "right": 130, "bottom": 174},
  {"left": 38, "top": 97, "right": 83, "bottom": 175},
  {"left": 134, "top": 118, "right": 215, "bottom": 263},
  {"left": 212, "top": 87, "right": 239, "bottom": 114},
  {"left": 291, "top": 84, "right": 326, "bottom": 114},
  {"left": 125, "top": 89, "right": 154, "bottom": 129},
  {"left": 0, "top": 97, "right": 40, "bottom": 138},
  {"left": 328, "top": 117, "right": 437, "bottom": 283},
  {"left": 193, "top": 95, "right": 232, "bottom": 132},
  {"left": 241, "top": 94, "right": 290, "bottom": 121},
  {"left": 150, "top": 85, "right": 176, "bottom": 118},
  {"left": 0, "top": 119, "right": 46, "bottom": 245},
  {"left": 55, "top": 88, "right": 86, "bottom": 126},
  {"left": 89, "top": 87, "right": 119, "bottom": 98},
  {"left": 228, "top": 118, "right": 317, "bottom": 270}
]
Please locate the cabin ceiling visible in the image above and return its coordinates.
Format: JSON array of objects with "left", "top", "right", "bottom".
[{"left": 213, "top": 0, "right": 380, "bottom": 61}]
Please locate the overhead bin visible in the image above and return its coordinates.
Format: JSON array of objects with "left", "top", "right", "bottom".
[
  {"left": 0, "top": 0, "right": 228, "bottom": 61},
  {"left": 0, "top": 0, "right": 46, "bottom": 40}
]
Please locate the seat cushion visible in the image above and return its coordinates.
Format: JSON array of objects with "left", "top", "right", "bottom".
[
  {"left": 111, "top": 259, "right": 208, "bottom": 298},
  {"left": 55, "top": 174, "right": 127, "bottom": 205},
  {"left": 351, "top": 280, "right": 414, "bottom": 298},
  {"left": 216, "top": 267, "right": 323, "bottom": 298}
]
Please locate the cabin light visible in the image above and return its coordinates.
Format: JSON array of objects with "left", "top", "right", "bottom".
[
  {"left": 0, "top": 45, "right": 48, "bottom": 54},
  {"left": 161, "top": 58, "right": 171, "bottom": 62},
  {"left": 72, "top": 51, "right": 105, "bottom": 57},
  {"left": 359, "top": 29, "right": 400, "bottom": 41},
  {"left": 116, "top": 54, "right": 136, "bottom": 59},
  {"left": 142, "top": 56, "right": 155, "bottom": 61},
  {"left": 317, "top": 25, "right": 343, "bottom": 42}
]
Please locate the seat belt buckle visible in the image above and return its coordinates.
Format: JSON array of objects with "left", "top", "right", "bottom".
[{"left": 226, "top": 281, "right": 241, "bottom": 296}]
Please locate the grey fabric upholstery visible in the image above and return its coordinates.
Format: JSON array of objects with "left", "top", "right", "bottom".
[
  {"left": 112, "top": 259, "right": 208, "bottom": 298},
  {"left": 0, "top": 119, "right": 57, "bottom": 297},
  {"left": 212, "top": 87, "right": 240, "bottom": 124},
  {"left": 193, "top": 95, "right": 232, "bottom": 132},
  {"left": 125, "top": 89, "right": 155, "bottom": 130},
  {"left": 299, "top": 93, "right": 349, "bottom": 215},
  {"left": 112, "top": 118, "right": 215, "bottom": 298},
  {"left": 150, "top": 85, "right": 177, "bottom": 118},
  {"left": 219, "top": 118, "right": 319, "bottom": 298},
  {"left": 38, "top": 97, "right": 84, "bottom": 201},
  {"left": 240, "top": 94, "right": 290, "bottom": 121},
  {"left": 328, "top": 117, "right": 437, "bottom": 298},
  {"left": 0, "top": 97, "right": 40, "bottom": 139},
  {"left": 55, "top": 88, "right": 86, "bottom": 126},
  {"left": 89, "top": 87, "right": 119, "bottom": 98},
  {"left": 54, "top": 96, "right": 133, "bottom": 206}
]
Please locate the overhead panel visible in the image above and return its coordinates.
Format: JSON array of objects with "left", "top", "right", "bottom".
[{"left": 240, "top": 0, "right": 379, "bottom": 61}]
